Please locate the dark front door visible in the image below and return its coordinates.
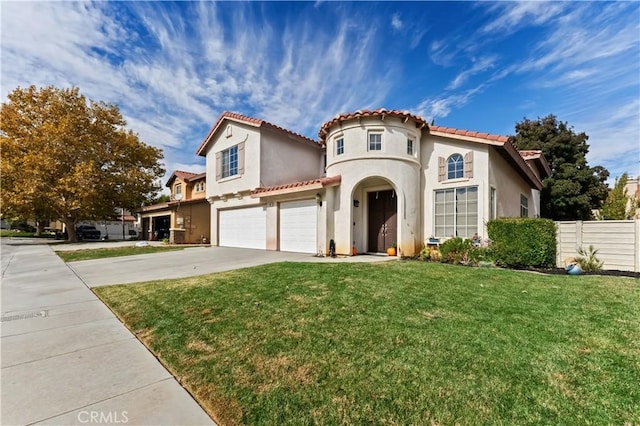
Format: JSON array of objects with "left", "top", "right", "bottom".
[{"left": 368, "top": 190, "right": 397, "bottom": 252}]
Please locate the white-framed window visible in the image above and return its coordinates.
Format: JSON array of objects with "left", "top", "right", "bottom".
[
  {"left": 222, "top": 145, "right": 238, "bottom": 178},
  {"left": 195, "top": 181, "right": 205, "bottom": 192},
  {"left": 336, "top": 138, "right": 344, "bottom": 155},
  {"left": 434, "top": 186, "right": 478, "bottom": 238},
  {"left": 174, "top": 183, "right": 182, "bottom": 199},
  {"left": 368, "top": 132, "right": 382, "bottom": 151},
  {"left": 520, "top": 194, "right": 529, "bottom": 217},
  {"left": 447, "top": 154, "right": 464, "bottom": 179},
  {"left": 407, "top": 138, "right": 414, "bottom": 155}
]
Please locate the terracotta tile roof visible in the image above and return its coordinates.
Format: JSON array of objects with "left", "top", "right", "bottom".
[
  {"left": 429, "top": 125, "right": 509, "bottom": 143},
  {"left": 165, "top": 170, "right": 206, "bottom": 187},
  {"left": 196, "top": 111, "right": 320, "bottom": 156},
  {"left": 519, "top": 150, "right": 544, "bottom": 159},
  {"left": 318, "top": 108, "right": 428, "bottom": 142},
  {"left": 518, "top": 150, "right": 551, "bottom": 177},
  {"left": 251, "top": 175, "right": 342, "bottom": 197}
]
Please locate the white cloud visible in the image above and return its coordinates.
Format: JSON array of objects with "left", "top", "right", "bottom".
[
  {"left": 448, "top": 56, "right": 497, "bottom": 90},
  {"left": 481, "top": 2, "right": 567, "bottom": 34},
  {"left": 415, "top": 85, "right": 486, "bottom": 121},
  {"left": 2, "top": 2, "right": 399, "bottom": 179},
  {"left": 391, "top": 13, "right": 403, "bottom": 31}
]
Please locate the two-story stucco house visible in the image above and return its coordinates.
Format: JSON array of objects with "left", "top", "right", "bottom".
[
  {"left": 196, "top": 109, "right": 549, "bottom": 257},
  {"left": 139, "top": 170, "right": 210, "bottom": 243}
]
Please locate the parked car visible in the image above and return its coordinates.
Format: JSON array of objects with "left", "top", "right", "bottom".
[{"left": 76, "top": 225, "right": 101, "bottom": 240}]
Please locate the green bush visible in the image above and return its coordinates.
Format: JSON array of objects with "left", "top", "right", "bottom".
[{"left": 487, "top": 218, "right": 556, "bottom": 268}]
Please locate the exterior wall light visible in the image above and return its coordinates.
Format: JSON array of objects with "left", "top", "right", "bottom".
[{"left": 353, "top": 200, "right": 360, "bottom": 207}]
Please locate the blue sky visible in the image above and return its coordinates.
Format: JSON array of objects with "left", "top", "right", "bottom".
[{"left": 2, "top": 1, "right": 639, "bottom": 185}]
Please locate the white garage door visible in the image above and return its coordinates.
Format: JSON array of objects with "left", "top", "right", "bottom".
[
  {"left": 280, "top": 200, "right": 317, "bottom": 253},
  {"left": 219, "top": 206, "right": 266, "bottom": 249}
]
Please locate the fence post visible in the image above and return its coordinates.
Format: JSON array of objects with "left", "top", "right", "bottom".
[
  {"left": 636, "top": 219, "right": 640, "bottom": 273},
  {"left": 575, "top": 220, "right": 583, "bottom": 251}
]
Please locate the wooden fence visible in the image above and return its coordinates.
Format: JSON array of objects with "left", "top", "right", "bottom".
[{"left": 555, "top": 220, "right": 640, "bottom": 272}]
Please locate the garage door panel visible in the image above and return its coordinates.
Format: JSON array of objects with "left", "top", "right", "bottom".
[
  {"left": 280, "top": 200, "right": 317, "bottom": 254},
  {"left": 219, "top": 207, "right": 266, "bottom": 249}
]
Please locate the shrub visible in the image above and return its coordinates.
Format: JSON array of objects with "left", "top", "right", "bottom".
[
  {"left": 419, "top": 246, "right": 431, "bottom": 261},
  {"left": 575, "top": 245, "right": 604, "bottom": 272},
  {"left": 439, "top": 237, "right": 475, "bottom": 265},
  {"left": 487, "top": 218, "right": 556, "bottom": 268}
]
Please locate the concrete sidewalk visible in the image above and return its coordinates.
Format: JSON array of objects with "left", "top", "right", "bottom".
[{"left": 0, "top": 240, "right": 215, "bottom": 425}]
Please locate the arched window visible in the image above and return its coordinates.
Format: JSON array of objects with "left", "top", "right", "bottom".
[{"left": 447, "top": 154, "right": 464, "bottom": 179}]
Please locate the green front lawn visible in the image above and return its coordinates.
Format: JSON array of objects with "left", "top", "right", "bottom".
[
  {"left": 57, "top": 246, "right": 186, "bottom": 262},
  {"left": 95, "top": 262, "right": 640, "bottom": 425}
]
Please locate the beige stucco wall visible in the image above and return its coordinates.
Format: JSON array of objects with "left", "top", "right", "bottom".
[
  {"left": 422, "top": 136, "right": 490, "bottom": 240},
  {"left": 260, "top": 127, "right": 324, "bottom": 187},
  {"left": 489, "top": 148, "right": 538, "bottom": 219},
  {"left": 325, "top": 116, "right": 423, "bottom": 256}
]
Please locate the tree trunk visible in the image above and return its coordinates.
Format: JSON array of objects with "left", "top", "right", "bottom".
[
  {"left": 63, "top": 219, "right": 77, "bottom": 242},
  {"left": 35, "top": 220, "right": 45, "bottom": 237}
]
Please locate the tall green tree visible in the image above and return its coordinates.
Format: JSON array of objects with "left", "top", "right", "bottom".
[
  {"left": 600, "top": 173, "right": 637, "bottom": 220},
  {"left": 1, "top": 85, "right": 165, "bottom": 241},
  {"left": 510, "top": 114, "right": 609, "bottom": 220}
]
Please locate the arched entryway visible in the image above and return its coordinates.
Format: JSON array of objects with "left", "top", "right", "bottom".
[{"left": 351, "top": 177, "right": 398, "bottom": 254}]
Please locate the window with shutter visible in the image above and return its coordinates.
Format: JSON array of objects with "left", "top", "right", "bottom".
[
  {"left": 438, "top": 157, "right": 445, "bottom": 182},
  {"left": 238, "top": 142, "right": 245, "bottom": 175},
  {"left": 464, "top": 151, "right": 473, "bottom": 178},
  {"left": 215, "top": 152, "right": 222, "bottom": 181}
]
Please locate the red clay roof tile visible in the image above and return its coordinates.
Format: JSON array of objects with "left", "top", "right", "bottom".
[
  {"left": 318, "top": 109, "right": 428, "bottom": 142},
  {"left": 251, "top": 175, "right": 342, "bottom": 197},
  {"left": 196, "top": 111, "right": 319, "bottom": 156}
]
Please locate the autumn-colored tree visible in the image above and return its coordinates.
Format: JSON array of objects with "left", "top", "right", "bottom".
[
  {"left": 600, "top": 173, "right": 638, "bottom": 220},
  {"left": 1, "top": 86, "right": 165, "bottom": 241}
]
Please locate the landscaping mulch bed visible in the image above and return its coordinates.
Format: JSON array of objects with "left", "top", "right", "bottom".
[{"left": 522, "top": 267, "right": 639, "bottom": 279}]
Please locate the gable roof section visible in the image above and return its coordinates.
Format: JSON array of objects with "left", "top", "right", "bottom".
[
  {"left": 429, "top": 125, "right": 546, "bottom": 190},
  {"left": 318, "top": 108, "right": 428, "bottom": 142},
  {"left": 519, "top": 150, "right": 552, "bottom": 177},
  {"left": 251, "top": 175, "right": 342, "bottom": 198},
  {"left": 196, "top": 111, "right": 320, "bottom": 156},
  {"left": 165, "top": 170, "right": 206, "bottom": 187}
]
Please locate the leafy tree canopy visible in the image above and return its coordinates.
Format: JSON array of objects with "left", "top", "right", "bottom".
[
  {"left": 510, "top": 114, "right": 609, "bottom": 220},
  {"left": 1, "top": 85, "right": 165, "bottom": 241},
  {"left": 600, "top": 173, "right": 637, "bottom": 220}
]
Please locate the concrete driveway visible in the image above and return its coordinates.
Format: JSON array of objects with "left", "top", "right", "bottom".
[
  {"left": 64, "top": 245, "right": 395, "bottom": 287},
  {"left": 66, "top": 246, "right": 311, "bottom": 287}
]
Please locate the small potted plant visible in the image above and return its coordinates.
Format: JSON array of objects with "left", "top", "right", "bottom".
[{"left": 387, "top": 242, "right": 397, "bottom": 256}]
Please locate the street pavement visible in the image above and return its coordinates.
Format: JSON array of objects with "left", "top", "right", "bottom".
[{"left": 1, "top": 239, "right": 215, "bottom": 425}]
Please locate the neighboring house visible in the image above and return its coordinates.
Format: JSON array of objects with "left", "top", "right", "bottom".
[
  {"left": 196, "top": 109, "right": 549, "bottom": 256},
  {"left": 49, "top": 211, "right": 138, "bottom": 239},
  {"left": 138, "top": 171, "right": 210, "bottom": 243},
  {"left": 624, "top": 177, "right": 640, "bottom": 219}
]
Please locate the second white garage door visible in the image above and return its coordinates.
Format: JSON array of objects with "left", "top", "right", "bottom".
[
  {"left": 279, "top": 200, "right": 317, "bottom": 253},
  {"left": 219, "top": 206, "right": 266, "bottom": 249}
]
